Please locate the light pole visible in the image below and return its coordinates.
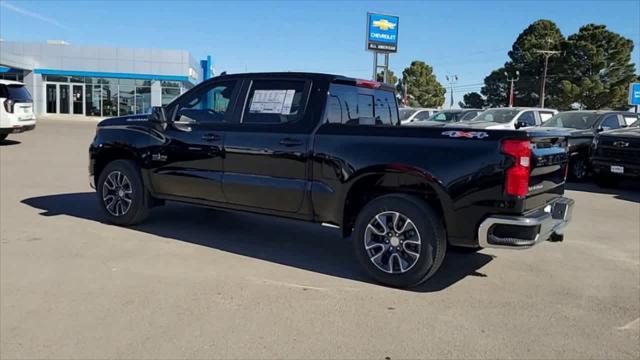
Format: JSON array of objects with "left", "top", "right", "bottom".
[
  {"left": 505, "top": 71, "right": 520, "bottom": 107},
  {"left": 446, "top": 75, "right": 458, "bottom": 109}
]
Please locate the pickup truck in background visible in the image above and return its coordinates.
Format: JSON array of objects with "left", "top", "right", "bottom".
[{"left": 89, "top": 72, "right": 574, "bottom": 288}]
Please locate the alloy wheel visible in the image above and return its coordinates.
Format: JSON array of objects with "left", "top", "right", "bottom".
[
  {"left": 102, "top": 171, "right": 133, "bottom": 216},
  {"left": 364, "top": 211, "right": 422, "bottom": 274}
]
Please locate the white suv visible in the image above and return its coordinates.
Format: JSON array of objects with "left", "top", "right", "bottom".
[{"left": 0, "top": 80, "right": 36, "bottom": 141}]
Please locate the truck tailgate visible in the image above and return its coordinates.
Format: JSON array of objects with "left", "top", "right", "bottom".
[{"left": 524, "top": 130, "right": 569, "bottom": 211}]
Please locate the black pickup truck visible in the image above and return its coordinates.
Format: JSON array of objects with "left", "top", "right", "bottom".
[
  {"left": 89, "top": 72, "right": 574, "bottom": 288},
  {"left": 591, "top": 119, "right": 640, "bottom": 185}
]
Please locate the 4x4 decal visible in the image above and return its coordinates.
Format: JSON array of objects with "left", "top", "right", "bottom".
[{"left": 441, "top": 130, "right": 489, "bottom": 139}]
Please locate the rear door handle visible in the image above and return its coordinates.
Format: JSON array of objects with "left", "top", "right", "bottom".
[
  {"left": 279, "top": 138, "right": 303, "bottom": 147},
  {"left": 201, "top": 133, "right": 221, "bottom": 142}
]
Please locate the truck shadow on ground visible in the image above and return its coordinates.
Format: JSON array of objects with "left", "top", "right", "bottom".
[
  {"left": 0, "top": 139, "right": 21, "bottom": 146},
  {"left": 22, "top": 192, "right": 494, "bottom": 293},
  {"left": 566, "top": 180, "right": 640, "bottom": 203}
]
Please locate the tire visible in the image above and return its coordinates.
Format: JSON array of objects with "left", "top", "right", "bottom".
[
  {"left": 96, "top": 159, "right": 150, "bottom": 225},
  {"left": 568, "top": 157, "right": 588, "bottom": 181},
  {"left": 352, "top": 194, "right": 447, "bottom": 288},
  {"left": 0, "top": 134, "right": 7, "bottom": 142}
]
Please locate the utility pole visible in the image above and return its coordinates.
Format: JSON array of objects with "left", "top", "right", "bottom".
[
  {"left": 446, "top": 75, "right": 458, "bottom": 109},
  {"left": 505, "top": 71, "right": 520, "bottom": 107},
  {"left": 535, "top": 38, "right": 561, "bottom": 108}
]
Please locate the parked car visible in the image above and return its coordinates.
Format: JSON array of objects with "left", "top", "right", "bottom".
[
  {"left": 399, "top": 107, "right": 440, "bottom": 124},
  {"left": 450, "top": 107, "right": 557, "bottom": 130},
  {"left": 590, "top": 117, "right": 640, "bottom": 186},
  {"left": 405, "top": 109, "right": 482, "bottom": 127},
  {"left": 89, "top": 72, "right": 573, "bottom": 288},
  {"left": 0, "top": 80, "right": 36, "bottom": 142},
  {"left": 541, "top": 111, "right": 637, "bottom": 181}
]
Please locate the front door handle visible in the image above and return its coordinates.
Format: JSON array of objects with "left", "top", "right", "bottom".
[
  {"left": 279, "top": 138, "right": 303, "bottom": 147},
  {"left": 201, "top": 133, "right": 221, "bottom": 142}
]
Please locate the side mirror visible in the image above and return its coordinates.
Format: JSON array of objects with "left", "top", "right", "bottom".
[
  {"left": 597, "top": 126, "right": 610, "bottom": 132},
  {"left": 148, "top": 106, "right": 167, "bottom": 124},
  {"left": 515, "top": 121, "right": 528, "bottom": 129}
]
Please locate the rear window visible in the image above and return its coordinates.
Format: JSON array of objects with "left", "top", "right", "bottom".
[
  {"left": 0, "top": 84, "right": 32, "bottom": 102},
  {"left": 324, "top": 83, "right": 399, "bottom": 126}
]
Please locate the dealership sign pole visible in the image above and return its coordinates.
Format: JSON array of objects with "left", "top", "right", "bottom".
[
  {"left": 629, "top": 82, "right": 640, "bottom": 113},
  {"left": 366, "top": 12, "right": 399, "bottom": 83}
]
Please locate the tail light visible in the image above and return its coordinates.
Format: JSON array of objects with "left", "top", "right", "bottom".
[
  {"left": 4, "top": 99, "right": 15, "bottom": 113},
  {"left": 502, "top": 139, "right": 531, "bottom": 197},
  {"left": 355, "top": 79, "right": 381, "bottom": 89}
]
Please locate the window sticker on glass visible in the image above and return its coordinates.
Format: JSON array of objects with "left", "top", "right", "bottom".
[{"left": 249, "top": 89, "right": 296, "bottom": 114}]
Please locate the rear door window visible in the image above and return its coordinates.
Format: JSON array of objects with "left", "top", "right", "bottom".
[
  {"left": 324, "top": 83, "right": 398, "bottom": 126},
  {"left": 539, "top": 111, "right": 555, "bottom": 122},
  {"left": 242, "top": 79, "right": 308, "bottom": 124},
  {"left": 623, "top": 115, "right": 639, "bottom": 126}
]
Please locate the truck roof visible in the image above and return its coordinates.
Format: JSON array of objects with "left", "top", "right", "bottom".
[{"left": 210, "top": 72, "right": 396, "bottom": 92}]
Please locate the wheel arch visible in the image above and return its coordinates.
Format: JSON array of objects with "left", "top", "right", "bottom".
[
  {"left": 92, "top": 145, "right": 142, "bottom": 186},
  {"left": 340, "top": 165, "right": 452, "bottom": 239}
]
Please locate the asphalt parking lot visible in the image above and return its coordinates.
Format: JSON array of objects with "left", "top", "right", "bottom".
[{"left": 1, "top": 119, "right": 639, "bottom": 359}]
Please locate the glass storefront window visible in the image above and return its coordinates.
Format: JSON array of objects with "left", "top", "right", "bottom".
[
  {"left": 44, "top": 75, "right": 69, "bottom": 82},
  {"left": 119, "top": 85, "right": 135, "bottom": 116},
  {"left": 85, "top": 84, "right": 101, "bottom": 116},
  {"left": 119, "top": 79, "right": 135, "bottom": 86},
  {"left": 136, "top": 80, "right": 151, "bottom": 86},
  {"left": 161, "top": 81, "right": 182, "bottom": 88},
  {"left": 135, "top": 87, "right": 151, "bottom": 114},
  {"left": 102, "top": 80, "right": 118, "bottom": 117},
  {"left": 162, "top": 88, "right": 181, "bottom": 105},
  {"left": 70, "top": 77, "right": 84, "bottom": 83}
]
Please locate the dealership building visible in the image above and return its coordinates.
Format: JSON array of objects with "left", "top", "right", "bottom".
[{"left": 0, "top": 40, "right": 213, "bottom": 118}]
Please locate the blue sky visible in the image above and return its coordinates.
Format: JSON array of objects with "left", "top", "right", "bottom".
[{"left": 1, "top": 0, "right": 638, "bottom": 106}]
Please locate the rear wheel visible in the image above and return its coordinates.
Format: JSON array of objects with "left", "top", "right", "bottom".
[
  {"left": 97, "top": 160, "right": 150, "bottom": 225},
  {"left": 0, "top": 134, "right": 7, "bottom": 142},
  {"left": 352, "top": 194, "right": 446, "bottom": 288}
]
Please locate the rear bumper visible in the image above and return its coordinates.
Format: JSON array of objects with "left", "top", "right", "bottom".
[
  {"left": 478, "top": 197, "right": 574, "bottom": 249},
  {"left": 0, "top": 124, "right": 36, "bottom": 134}
]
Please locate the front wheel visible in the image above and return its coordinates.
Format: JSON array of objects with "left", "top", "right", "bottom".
[
  {"left": 352, "top": 194, "right": 446, "bottom": 288},
  {"left": 97, "top": 160, "right": 150, "bottom": 225},
  {"left": 569, "top": 157, "right": 588, "bottom": 181}
]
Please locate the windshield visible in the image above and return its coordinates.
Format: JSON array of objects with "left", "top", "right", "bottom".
[
  {"left": 0, "top": 84, "right": 32, "bottom": 102},
  {"left": 399, "top": 108, "right": 417, "bottom": 121},
  {"left": 471, "top": 109, "right": 520, "bottom": 124},
  {"left": 541, "top": 112, "right": 600, "bottom": 129},
  {"left": 427, "top": 111, "right": 459, "bottom": 122}
]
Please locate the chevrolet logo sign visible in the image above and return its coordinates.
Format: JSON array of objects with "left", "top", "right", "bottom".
[
  {"left": 372, "top": 19, "right": 396, "bottom": 31},
  {"left": 613, "top": 141, "right": 630, "bottom": 148}
]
